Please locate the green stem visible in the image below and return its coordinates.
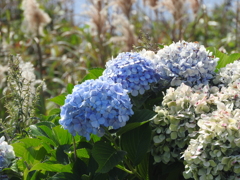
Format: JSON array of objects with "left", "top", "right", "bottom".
[
  {"left": 116, "top": 164, "right": 133, "bottom": 174},
  {"left": 72, "top": 135, "right": 77, "bottom": 161},
  {"left": 34, "top": 33, "right": 46, "bottom": 115}
]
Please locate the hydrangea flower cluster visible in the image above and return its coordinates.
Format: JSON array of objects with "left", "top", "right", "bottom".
[
  {"left": 59, "top": 77, "right": 134, "bottom": 140},
  {"left": 102, "top": 52, "right": 160, "bottom": 96},
  {"left": 153, "top": 41, "right": 218, "bottom": 87},
  {"left": 214, "top": 60, "right": 240, "bottom": 86},
  {"left": 151, "top": 84, "right": 217, "bottom": 164},
  {"left": 183, "top": 107, "right": 240, "bottom": 180},
  {"left": 0, "top": 136, "right": 15, "bottom": 170},
  {"left": 152, "top": 78, "right": 240, "bottom": 165}
]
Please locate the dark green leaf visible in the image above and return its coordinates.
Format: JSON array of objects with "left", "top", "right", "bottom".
[
  {"left": 128, "top": 109, "right": 157, "bottom": 123},
  {"left": 56, "top": 145, "right": 70, "bottom": 165},
  {"left": 72, "top": 158, "right": 88, "bottom": 177},
  {"left": 121, "top": 123, "right": 152, "bottom": 166},
  {"left": 92, "top": 141, "right": 126, "bottom": 173},
  {"left": 108, "top": 167, "right": 128, "bottom": 180},
  {"left": 137, "top": 153, "right": 150, "bottom": 180},
  {"left": 48, "top": 172, "right": 80, "bottom": 180},
  {"left": 117, "top": 109, "right": 156, "bottom": 135},
  {"left": 26, "top": 170, "right": 40, "bottom": 180}
]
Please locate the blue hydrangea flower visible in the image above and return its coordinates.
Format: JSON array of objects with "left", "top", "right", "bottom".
[
  {"left": 59, "top": 77, "right": 134, "bottom": 140},
  {"left": 154, "top": 41, "right": 218, "bottom": 87},
  {"left": 102, "top": 52, "right": 160, "bottom": 96}
]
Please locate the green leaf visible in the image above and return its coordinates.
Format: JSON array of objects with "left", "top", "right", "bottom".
[
  {"left": 48, "top": 108, "right": 61, "bottom": 116},
  {"left": 30, "top": 163, "right": 72, "bottom": 173},
  {"left": 108, "top": 167, "right": 128, "bottom": 180},
  {"left": 48, "top": 93, "right": 67, "bottom": 106},
  {"left": 81, "top": 68, "right": 104, "bottom": 82},
  {"left": 76, "top": 148, "right": 90, "bottom": 159},
  {"left": 121, "top": 123, "right": 152, "bottom": 166},
  {"left": 208, "top": 48, "right": 240, "bottom": 71},
  {"left": 72, "top": 158, "right": 88, "bottom": 177},
  {"left": 137, "top": 153, "right": 150, "bottom": 180},
  {"left": 12, "top": 143, "right": 27, "bottom": 157},
  {"left": 29, "top": 125, "right": 49, "bottom": 137},
  {"left": 92, "top": 141, "right": 126, "bottom": 173},
  {"left": 117, "top": 109, "right": 156, "bottom": 135},
  {"left": 67, "top": 83, "right": 74, "bottom": 94},
  {"left": 48, "top": 172, "right": 80, "bottom": 180},
  {"left": 27, "top": 146, "right": 47, "bottom": 161},
  {"left": 53, "top": 125, "right": 72, "bottom": 145},
  {"left": 26, "top": 170, "right": 40, "bottom": 180},
  {"left": 128, "top": 109, "right": 157, "bottom": 123},
  {"left": 56, "top": 145, "right": 70, "bottom": 165},
  {"left": 20, "top": 138, "right": 43, "bottom": 148},
  {"left": 227, "top": 53, "right": 240, "bottom": 64}
]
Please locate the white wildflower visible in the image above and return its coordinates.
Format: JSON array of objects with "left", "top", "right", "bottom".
[{"left": 22, "top": 0, "right": 51, "bottom": 36}]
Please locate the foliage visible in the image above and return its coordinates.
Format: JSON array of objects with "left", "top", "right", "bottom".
[{"left": 1, "top": 0, "right": 240, "bottom": 179}]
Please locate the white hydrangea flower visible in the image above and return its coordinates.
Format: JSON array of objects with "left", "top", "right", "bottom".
[
  {"left": 0, "top": 136, "right": 15, "bottom": 170},
  {"left": 183, "top": 108, "right": 240, "bottom": 180},
  {"left": 214, "top": 60, "right": 240, "bottom": 86},
  {"left": 138, "top": 49, "right": 156, "bottom": 60},
  {"left": 151, "top": 83, "right": 215, "bottom": 164}
]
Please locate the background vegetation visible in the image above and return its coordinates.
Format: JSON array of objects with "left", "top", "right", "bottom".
[{"left": 0, "top": 0, "right": 240, "bottom": 179}]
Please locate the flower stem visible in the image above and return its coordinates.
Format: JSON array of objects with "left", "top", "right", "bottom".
[{"left": 72, "top": 135, "right": 77, "bottom": 161}]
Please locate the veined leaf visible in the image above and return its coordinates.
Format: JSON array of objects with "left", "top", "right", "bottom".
[
  {"left": 92, "top": 141, "right": 126, "bottom": 173},
  {"left": 117, "top": 109, "right": 156, "bottom": 135},
  {"left": 121, "top": 123, "right": 152, "bottom": 166}
]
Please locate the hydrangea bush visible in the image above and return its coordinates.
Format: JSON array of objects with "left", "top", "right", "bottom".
[{"left": 5, "top": 41, "right": 240, "bottom": 180}]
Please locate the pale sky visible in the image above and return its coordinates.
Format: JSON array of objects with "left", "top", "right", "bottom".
[{"left": 72, "top": 0, "right": 225, "bottom": 24}]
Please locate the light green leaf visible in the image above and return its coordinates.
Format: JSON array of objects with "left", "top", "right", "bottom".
[
  {"left": 207, "top": 47, "right": 230, "bottom": 71},
  {"left": 227, "top": 53, "right": 240, "bottom": 64},
  {"left": 48, "top": 93, "right": 67, "bottom": 106},
  {"left": 12, "top": 143, "right": 27, "bottom": 157},
  {"left": 81, "top": 68, "right": 104, "bottom": 83},
  {"left": 53, "top": 125, "right": 72, "bottom": 145},
  {"left": 48, "top": 108, "right": 61, "bottom": 116},
  {"left": 76, "top": 148, "right": 90, "bottom": 159},
  {"left": 30, "top": 163, "right": 72, "bottom": 173},
  {"left": 67, "top": 83, "right": 74, "bottom": 94}
]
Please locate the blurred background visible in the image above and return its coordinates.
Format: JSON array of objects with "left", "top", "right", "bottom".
[{"left": 0, "top": 0, "right": 239, "bottom": 117}]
